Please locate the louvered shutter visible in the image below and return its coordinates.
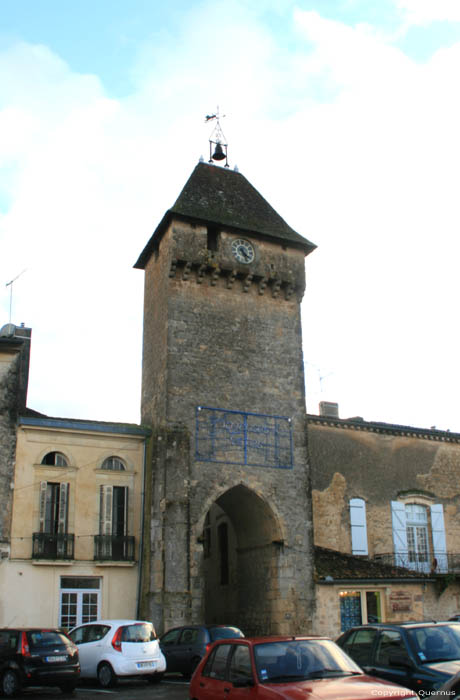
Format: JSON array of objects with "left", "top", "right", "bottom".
[
  {"left": 123, "top": 487, "right": 128, "bottom": 536},
  {"left": 39, "top": 481, "right": 48, "bottom": 533},
  {"left": 99, "top": 485, "right": 113, "bottom": 535},
  {"left": 391, "top": 501, "right": 408, "bottom": 567},
  {"left": 431, "top": 504, "right": 448, "bottom": 573},
  {"left": 58, "top": 483, "right": 69, "bottom": 533},
  {"left": 350, "top": 498, "right": 368, "bottom": 555}
]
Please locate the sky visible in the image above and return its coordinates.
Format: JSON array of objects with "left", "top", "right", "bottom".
[{"left": 1, "top": 0, "right": 460, "bottom": 431}]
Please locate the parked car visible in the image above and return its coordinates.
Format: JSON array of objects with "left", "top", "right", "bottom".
[
  {"left": 0, "top": 627, "right": 80, "bottom": 697},
  {"left": 449, "top": 615, "right": 460, "bottom": 622},
  {"left": 433, "top": 669, "right": 460, "bottom": 697},
  {"left": 189, "top": 635, "right": 417, "bottom": 699},
  {"left": 336, "top": 621, "right": 460, "bottom": 694},
  {"left": 68, "top": 619, "right": 165, "bottom": 687},
  {"left": 160, "top": 624, "right": 244, "bottom": 677}
]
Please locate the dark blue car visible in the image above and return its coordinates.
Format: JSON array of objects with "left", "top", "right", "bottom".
[
  {"left": 336, "top": 621, "right": 460, "bottom": 694},
  {"left": 160, "top": 624, "right": 244, "bottom": 677}
]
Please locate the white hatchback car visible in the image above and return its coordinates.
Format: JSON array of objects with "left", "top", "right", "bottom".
[{"left": 68, "top": 619, "right": 166, "bottom": 687}]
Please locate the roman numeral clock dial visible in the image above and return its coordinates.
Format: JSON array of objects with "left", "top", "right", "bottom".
[{"left": 231, "top": 238, "right": 255, "bottom": 264}]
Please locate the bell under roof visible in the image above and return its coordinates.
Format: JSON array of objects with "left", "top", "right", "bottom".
[{"left": 134, "top": 162, "right": 316, "bottom": 269}]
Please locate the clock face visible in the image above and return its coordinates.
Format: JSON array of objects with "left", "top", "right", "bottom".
[{"left": 231, "top": 238, "right": 255, "bottom": 264}]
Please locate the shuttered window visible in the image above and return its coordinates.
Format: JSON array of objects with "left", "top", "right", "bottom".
[{"left": 350, "top": 498, "right": 368, "bottom": 555}]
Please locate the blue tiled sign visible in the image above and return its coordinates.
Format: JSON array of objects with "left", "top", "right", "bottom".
[{"left": 195, "top": 406, "right": 293, "bottom": 469}]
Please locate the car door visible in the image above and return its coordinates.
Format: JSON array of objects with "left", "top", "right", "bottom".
[
  {"left": 69, "top": 624, "right": 109, "bottom": 677},
  {"left": 195, "top": 643, "right": 233, "bottom": 699},
  {"left": 341, "top": 627, "right": 378, "bottom": 670},
  {"left": 370, "top": 629, "right": 415, "bottom": 690},
  {"left": 175, "top": 627, "right": 200, "bottom": 674},
  {"left": 160, "top": 628, "right": 182, "bottom": 673}
]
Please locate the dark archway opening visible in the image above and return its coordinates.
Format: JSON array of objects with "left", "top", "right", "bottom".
[{"left": 202, "top": 485, "right": 283, "bottom": 636}]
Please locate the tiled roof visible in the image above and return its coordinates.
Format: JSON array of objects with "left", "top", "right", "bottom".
[
  {"left": 314, "top": 546, "right": 429, "bottom": 581},
  {"left": 307, "top": 414, "right": 460, "bottom": 444},
  {"left": 135, "top": 162, "right": 316, "bottom": 268}
]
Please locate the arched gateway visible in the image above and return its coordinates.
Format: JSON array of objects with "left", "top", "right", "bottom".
[
  {"left": 135, "top": 160, "right": 316, "bottom": 635},
  {"left": 201, "top": 485, "right": 284, "bottom": 635}
]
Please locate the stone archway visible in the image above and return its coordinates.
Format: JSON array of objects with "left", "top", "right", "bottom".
[{"left": 201, "top": 484, "right": 285, "bottom": 636}]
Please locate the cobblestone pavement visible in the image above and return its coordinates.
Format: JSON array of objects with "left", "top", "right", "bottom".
[{"left": 16, "top": 677, "right": 189, "bottom": 700}]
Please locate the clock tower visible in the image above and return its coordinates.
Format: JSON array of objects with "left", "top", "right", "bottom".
[{"left": 135, "top": 159, "right": 316, "bottom": 635}]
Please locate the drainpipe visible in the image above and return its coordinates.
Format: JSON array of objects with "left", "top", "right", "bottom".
[{"left": 136, "top": 438, "right": 147, "bottom": 619}]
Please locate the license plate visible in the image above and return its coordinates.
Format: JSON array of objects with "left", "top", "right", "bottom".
[
  {"left": 46, "top": 655, "right": 67, "bottom": 663},
  {"left": 137, "top": 661, "right": 155, "bottom": 669}
]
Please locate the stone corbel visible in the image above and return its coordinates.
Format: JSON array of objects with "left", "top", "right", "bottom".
[
  {"left": 272, "top": 278, "right": 282, "bottom": 298},
  {"left": 169, "top": 259, "right": 178, "bottom": 278},
  {"left": 285, "top": 284, "right": 295, "bottom": 300},
  {"left": 196, "top": 264, "right": 206, "bottom": 284},
  {"left": 243, "top": 273, "right": 253, "bottom": 292},
  {"left": 226, "top": 269, "right": 237, "bottom": 289},
  {"left": 258, "top": 277, "right": 268, "bottom": 295},
  {"left": 210, "top": 266, "right": 220, "bottom": 286},
  {"left": 182, "top": 262, "right": 192, "bottom": 280}
]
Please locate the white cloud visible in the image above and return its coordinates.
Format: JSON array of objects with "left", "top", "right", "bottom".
[
  {"left": 2, "top": 2, "right": 460, "bottom": 431},
  {"left": 394, "top": 0, "right": 460, "bottom": 25}
]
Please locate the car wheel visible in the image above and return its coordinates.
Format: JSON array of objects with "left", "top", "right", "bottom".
[
  {"left": 148, "top": 672, "right": 164, "bottom": 683},
  {"left": 2, "top": 670, "right": 20, "bottom": 698},
  {"left": 97, "top": 662, "right": 117, "bottom": 688},
  {"left": 59, "top": 681, "right": 76, "bottom": 693}
]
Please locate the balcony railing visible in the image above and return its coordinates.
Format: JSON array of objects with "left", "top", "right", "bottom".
[
  {"left": 94, "top": 535, "right": 135, "bottom": 562},
  {"left": 372, "top": 552, "right": 460, "bottom": 575},
  {"left": 32, "top": 533, "right": 75, "bottom": 560}
]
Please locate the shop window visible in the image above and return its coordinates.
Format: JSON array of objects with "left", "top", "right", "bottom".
[{"left": 339, "top": 590, "right": 383, "bottom": 632}]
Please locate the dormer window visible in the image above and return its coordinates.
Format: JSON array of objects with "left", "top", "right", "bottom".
[{"left": 41, "top": 452, "right": 68, "bottom": 467}]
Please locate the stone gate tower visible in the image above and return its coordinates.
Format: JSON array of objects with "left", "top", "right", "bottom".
[{"left": 135, "top": 160, "right": 316, "bottom": 635}]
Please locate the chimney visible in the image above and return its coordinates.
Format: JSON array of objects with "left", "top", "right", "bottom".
[
  {"left": 14, "top": 324, "right": 32, "bottom": 410},
  {"left": 319, "top": 401, "right": 339, "bottom": 418}
]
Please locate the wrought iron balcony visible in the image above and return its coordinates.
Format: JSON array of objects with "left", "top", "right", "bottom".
[
  {"left": 372, "top": 552, "right": 459, "bottom": 575},
  {"left": 32, "top": 532, "right": 74, "bottom": 560},
  {"left": 94, "top": 535, "right": 135, "bottom": 562}
]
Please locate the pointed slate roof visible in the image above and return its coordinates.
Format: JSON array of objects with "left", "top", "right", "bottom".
[{"left": 134, "top": 162, "right": 316, "bottom": 269}]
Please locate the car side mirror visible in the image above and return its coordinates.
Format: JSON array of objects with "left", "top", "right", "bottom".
[
  {"left": 233, "top": 677, "right": 254, "bottom": 688},
  {"left": 388, "top": 653, "right": 414, "bottom": 669}
]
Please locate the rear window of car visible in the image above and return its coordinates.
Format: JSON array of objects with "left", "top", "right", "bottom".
[
  {"left": 26, "top": 631, "right": 70, "bottom": 649},
  {"left": 0, "top": 630, "right": 19, "bottom": 651},
  {"left": 121, "top": 623, "right": 156, "bottom": 642},
  {"left": 209, "top": 627, "right": 244, "bottom": 641}
]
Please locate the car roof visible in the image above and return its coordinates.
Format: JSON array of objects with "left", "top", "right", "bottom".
[
  {"left": 343, "top": 621, "right": 455, "bottom": 631},
  {"left": 73, "top": 619, "right": 152, "bottom": 627},
  {"left": 213, "top": 636, "right": 330, "bottom": 644}
]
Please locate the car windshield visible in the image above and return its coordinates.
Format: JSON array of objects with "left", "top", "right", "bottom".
[
  {"left": 209, "top": 627, "right": 244, "bottom": 641},
  {"left": 407, "top": 625, "right": 460, "bottom": 663},
  {"left": 121, "top": 623, "right": 156, "bottom": 643},
  {"left": 26, "top": 631, "right": 70, "bottom": 649},
  {"left": 254, "top": 639, "right": 363, "bottom": 683}
]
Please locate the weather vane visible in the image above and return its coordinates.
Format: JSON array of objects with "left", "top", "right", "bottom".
[{"left": 205, "top": 106, "right": 229, "bottom": 167}]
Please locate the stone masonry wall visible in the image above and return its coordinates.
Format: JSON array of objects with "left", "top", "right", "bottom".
[
  {"left": 0, "top": 344, "right": 21, "bottom": 556},
  {"left": 140, "top": 218, "right": 315, "bottom": 635}
]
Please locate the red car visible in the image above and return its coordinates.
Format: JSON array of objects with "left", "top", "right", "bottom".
[{"left": 189, "top": 636, "right": 418, "bottom": 699}]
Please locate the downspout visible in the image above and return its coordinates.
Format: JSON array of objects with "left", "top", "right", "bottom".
[{"left": 136, "top": 438, "right": 147, "bottom": 619}]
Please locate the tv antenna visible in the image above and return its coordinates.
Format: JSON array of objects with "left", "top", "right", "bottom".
[{"left": 5, "top": 269, "right": 26, "bottom": 324}]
